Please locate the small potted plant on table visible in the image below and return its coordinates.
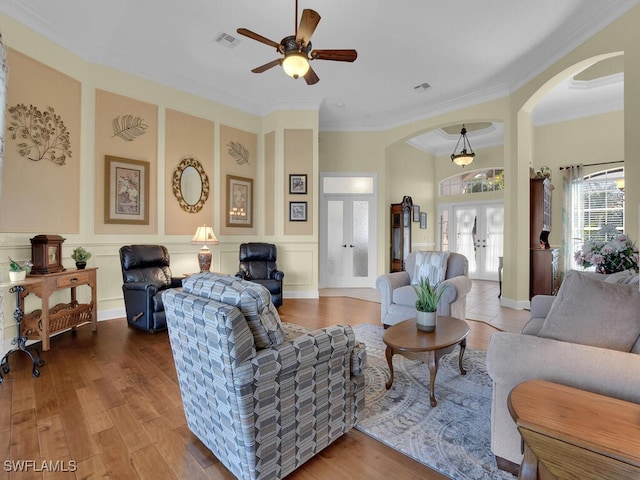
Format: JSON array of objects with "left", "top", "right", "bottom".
[
  {"left": 413, "top": 277, "right": 445, "bottom": 332},
  {"left": 71, "top": 247, "right": 92, "bottom": 270},
  {"left": 8, "top": 257, "right": 32, "bottom": 282}
]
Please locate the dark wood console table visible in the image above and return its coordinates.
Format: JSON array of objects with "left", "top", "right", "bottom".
[{"left": 19, "top": 268, "right": 98, "bottom": 351}]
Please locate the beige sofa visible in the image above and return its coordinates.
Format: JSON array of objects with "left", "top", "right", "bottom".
[
  {"left": 375, "top": 251, "right": 472, "bottom": 327},
  {"left": 486, "top": 270, "right": 640, "bottom": 472}
]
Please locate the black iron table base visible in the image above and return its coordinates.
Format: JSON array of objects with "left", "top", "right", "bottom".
[{"left": 0, "top": 284, "right": 44, "bottom": 384}]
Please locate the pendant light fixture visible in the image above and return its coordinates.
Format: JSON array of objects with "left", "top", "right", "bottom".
[{"left": 451, "top": 125, "right": 475, "bottom": 167}]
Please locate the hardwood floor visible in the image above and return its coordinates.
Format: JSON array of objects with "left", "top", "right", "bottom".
[{"left": 0, "top": 296, "right": 504, "bottom": 480}]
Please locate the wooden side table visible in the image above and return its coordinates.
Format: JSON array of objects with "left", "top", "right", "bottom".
[
  {"left": 508, "top": 379, "right": 640, "bottom": 480},
  {"left": 19, "top": 268, "right": 98, "bottom": 351},
  {"left": 383, "top": 316, "right": 469, "bottom": 407}
]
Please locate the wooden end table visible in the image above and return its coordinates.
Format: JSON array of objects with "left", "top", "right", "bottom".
[
  {"left": 508, "top": 379, "right": 640, "bottom": 480},
  {"left": 383, "top": 316, "right": 470, "bottom": 407}
]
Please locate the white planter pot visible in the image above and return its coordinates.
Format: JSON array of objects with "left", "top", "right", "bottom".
[
  {"left": 9, "top": 270, "right": 26, "bottom": 282},
  {"left": 416, "top": 310, "right": 436, "bottom": 332}
]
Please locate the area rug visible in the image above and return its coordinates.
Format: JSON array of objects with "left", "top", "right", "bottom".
[{"left": 353, "top": 323, "right": 513, "bottom": 480}]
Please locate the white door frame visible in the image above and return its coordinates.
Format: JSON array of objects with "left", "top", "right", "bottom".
[
  {"left": 319, "top": 173, "right": 377, "bottom": 288},
  {"left": 438, "top": 200, "right": 504, "bottom": 280}
]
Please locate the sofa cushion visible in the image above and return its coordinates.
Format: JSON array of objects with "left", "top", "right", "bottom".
[
  {"left": 537, "top": 270, "right": 640, "bottom": 352},
  {"left": 183, "top": 272, "right": 285, "bottom": 348},
  {"left": 411, "top": 251, "right": 450, "bottom": 285},
  {"left": 392, "top": 285, "right": 418, "bottom": 307}
]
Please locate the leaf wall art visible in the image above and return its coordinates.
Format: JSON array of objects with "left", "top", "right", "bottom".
[{"left": 111, "top": 114, "right": 148, "bottom": 142}]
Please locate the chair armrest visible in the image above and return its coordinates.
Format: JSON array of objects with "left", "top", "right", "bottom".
[
  {"left": 439, "top": 275, "right": 472, "bottom": 304},
  {"left": 122, "top": 282, "right": 159, "bottom": 294},
  {"left": 272, "top": 270, "right": 285, "bottom": 281},
  {"left": 530, "top": 295, "right": 555, "bottom": 319},
  {"left": 235, "top": 271, "right": 247, "bottom": 279},
  {"left": 376, "top": 271, "right": 411, "bottom": 316},
  {"left": 486, "top": 332, "right": 640, "bottom": 403},
  {"left": 233, "top": 324, "right": 356, "bottom": 386}
]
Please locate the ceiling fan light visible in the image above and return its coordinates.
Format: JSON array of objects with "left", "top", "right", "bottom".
[{"left": 282, "top": 52, "right": 309, "bottom": 79}]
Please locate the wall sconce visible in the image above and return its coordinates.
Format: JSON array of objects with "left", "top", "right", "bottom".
[{"left": 191, "top": 225, "right": 218, "bottom": 272}]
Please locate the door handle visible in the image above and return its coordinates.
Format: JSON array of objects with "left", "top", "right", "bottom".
[
  {"left": 349, "top": 245, "right": 354, "bottom": 248},
  {"left": 342, "top": 244, "right": 347, "bottom": 247}
]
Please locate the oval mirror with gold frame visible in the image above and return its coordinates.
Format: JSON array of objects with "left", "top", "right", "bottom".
[{"left": 172, "top": 156, "right": 210, "bottom": 213}]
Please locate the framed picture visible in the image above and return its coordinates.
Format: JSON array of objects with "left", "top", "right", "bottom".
[
  {"left": 104, "top": 155, "right": 150, "bottom": 225},
  {"left": 289, "top": 201, "right": 307, "bottom": 221},
  {"left": 413, "top": 205, "right": 421, "bottom": 222},
  {"left": 420, "top": 212, "right": 428, "bottom": 229},
  {"left": 226, "top": 175, "right": 253, "bottom": 227},
  {"left": 289, "top": 174, "right": 307, "bottom": 194}
]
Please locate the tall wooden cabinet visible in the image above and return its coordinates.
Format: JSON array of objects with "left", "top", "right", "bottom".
[
  {"left": 390, "top": 196, "right": 413, "bottom": 272},
  {"left": 530, "top": 178, "right": 560, "bottom": 298}
]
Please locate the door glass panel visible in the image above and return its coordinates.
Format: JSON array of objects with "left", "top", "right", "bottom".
[
  {"left": 485, "top": 205, "right": 504, "bottom": 276},
  {"left": 455, "top": 206, "right": 478, "bottom": 275},
  {"left": 327, "top": 200, "right": 344, "bottom": 277},
  {"left": 352, "top": 200, "right": 369, "bottom": 277}
]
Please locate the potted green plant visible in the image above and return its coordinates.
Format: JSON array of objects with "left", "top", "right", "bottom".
[
  {"left": 412, "top": 277, "right": 446, "bottom": 332},
  {"left": 71, "top": 247, "right": 92, "bottom": 270},
  {"left": 8, "top": 256, "right": 32, "bottom": 282}
]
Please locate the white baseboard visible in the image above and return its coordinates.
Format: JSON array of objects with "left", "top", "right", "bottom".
[
  {"left": 98, "top": 307, "right": 125, "bottom": 321},
  {"left": 499, "top": 296, "right": 530, "bottom": 310},
  {"left": 283, "top": 290, "right": 319, "bottom": 299}
]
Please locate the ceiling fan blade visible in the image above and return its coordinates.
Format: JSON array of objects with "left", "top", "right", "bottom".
[
  {"left": 237, "top": 28, "right": 282, "bottom": 51},
  {"left": 311, "top": 49, "right": 358, "bottom": 62},
  {"left": 296, "top": 9, "right": 321, "bottom": 45},
  {"left": 304, "top": 66, "right": 320, "bottom": 85},
  {"left": 251, "top": 59, "right": 283, "bottom": 73}
]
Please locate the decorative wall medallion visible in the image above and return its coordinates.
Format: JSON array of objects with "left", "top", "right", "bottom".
[
  {"left": 111, "top": 114, "right": 148, "bottom": 141},
  {"left": 7, "top": 104, "right": 71, "bottom": 165},
  {"left": 227, "top": 140, "right": 250, "bottom": 165},
  {"left": 171, "top": 156, "right": 210, "bottom": 213}
]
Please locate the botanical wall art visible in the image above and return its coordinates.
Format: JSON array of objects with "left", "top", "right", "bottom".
[
  {"left": 226, "top": 175, "right": 253, "bottom": 228},
  {"left": 8, "top": 104, "right": 71, "bottom": 165},
  {"left": 220, "top": 125, "right": 257, "bottom": 235},
  {"left": 0, "top": 48, "right": 81, "bottom": 233},
  {"left": 112, "top": 114, "right": 148, "bottom": 142},
  {"left": 94, "top": 89, "right": 157, "bottom": 234},
  {"left": 289, "top": 174, "right": 307, "bottom": 194},
  {"left": 290, "top": 201, "right": 308, "bottom": 222},
  {"left": 227, "top": 141, "right": 250, "bottom": 165},
  {"left": 104, "top": 155, "right": 149, "bottom": 225},
  {"left": 171, "top": 155, "right": 210, "bottom": 213}
]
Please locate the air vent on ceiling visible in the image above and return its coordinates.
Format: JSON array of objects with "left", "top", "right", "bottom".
[
  {"left": 216, "top": 32, "right": 240, "bottom": 48},
  {"left": 413, "top": 82, "right": 431, "bottom": 92}
]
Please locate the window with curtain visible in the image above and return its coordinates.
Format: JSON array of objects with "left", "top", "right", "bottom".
[{"left": 565, "top": 167, "right": 624, "bottom": 271}]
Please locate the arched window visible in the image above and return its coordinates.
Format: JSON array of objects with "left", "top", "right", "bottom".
[{"left": 440, "top": 168, "right": 504, "bottom": 196}]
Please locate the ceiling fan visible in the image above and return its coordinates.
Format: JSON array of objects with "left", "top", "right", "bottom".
[{"left": 236, "top": 0, "right": 357, "bottom": 85}]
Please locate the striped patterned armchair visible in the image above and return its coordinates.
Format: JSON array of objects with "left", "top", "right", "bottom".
[{"left": 163, "top": 272, "right": 367, "bottom": 480}]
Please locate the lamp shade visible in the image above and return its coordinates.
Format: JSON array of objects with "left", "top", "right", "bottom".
[
  {"left": 191, "top": 225, "right": 218, "bottom": 245},
  {"left": 282, "top": 52, "right": 310, "bottom": 79},
  {"left": 191, "top": 225, "right": 217, "bottom": 273}
]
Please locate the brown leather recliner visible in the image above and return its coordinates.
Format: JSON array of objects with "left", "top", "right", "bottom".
[
  {"left": 235, "top": 243, "right": 285, "bottom": 307},
  {"left": 119, "top": 245, "right": 183, "bottom": 332}
]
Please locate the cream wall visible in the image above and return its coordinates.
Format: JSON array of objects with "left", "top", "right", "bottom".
[
  {"left": 3, "top": 5, "right": 640, "bottom": 352},
  {"left": 0, "top": 14, "right": 320, "bottom": 353}
]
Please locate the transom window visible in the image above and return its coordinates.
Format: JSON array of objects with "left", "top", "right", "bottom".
[{"left": 440, "top": 168, "right": 504, "bottom": 196}]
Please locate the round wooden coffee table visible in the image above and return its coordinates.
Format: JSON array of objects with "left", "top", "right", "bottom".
[{"left": 383, "top": 316, "right": 470, "bottom": 407}]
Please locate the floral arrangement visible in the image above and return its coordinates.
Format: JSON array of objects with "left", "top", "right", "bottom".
[{"left": 574, "top": 225, "right": 639, "bottom": 274}]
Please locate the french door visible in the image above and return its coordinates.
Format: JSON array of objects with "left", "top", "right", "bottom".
[
  {"left": 441, "top": 202, "right": 503, "bottom": 280},
  {"left": 320, "top": 174, "right": 377, "bottom": 288}
]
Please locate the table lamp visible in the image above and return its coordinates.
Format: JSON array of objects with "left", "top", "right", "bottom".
[{"left": 191, "top": 225, "right": 218, "bottom": 272}]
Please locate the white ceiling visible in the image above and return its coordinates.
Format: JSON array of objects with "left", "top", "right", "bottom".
[{"left": 0, "top": 0, "right": 636, "bottom": 149}]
